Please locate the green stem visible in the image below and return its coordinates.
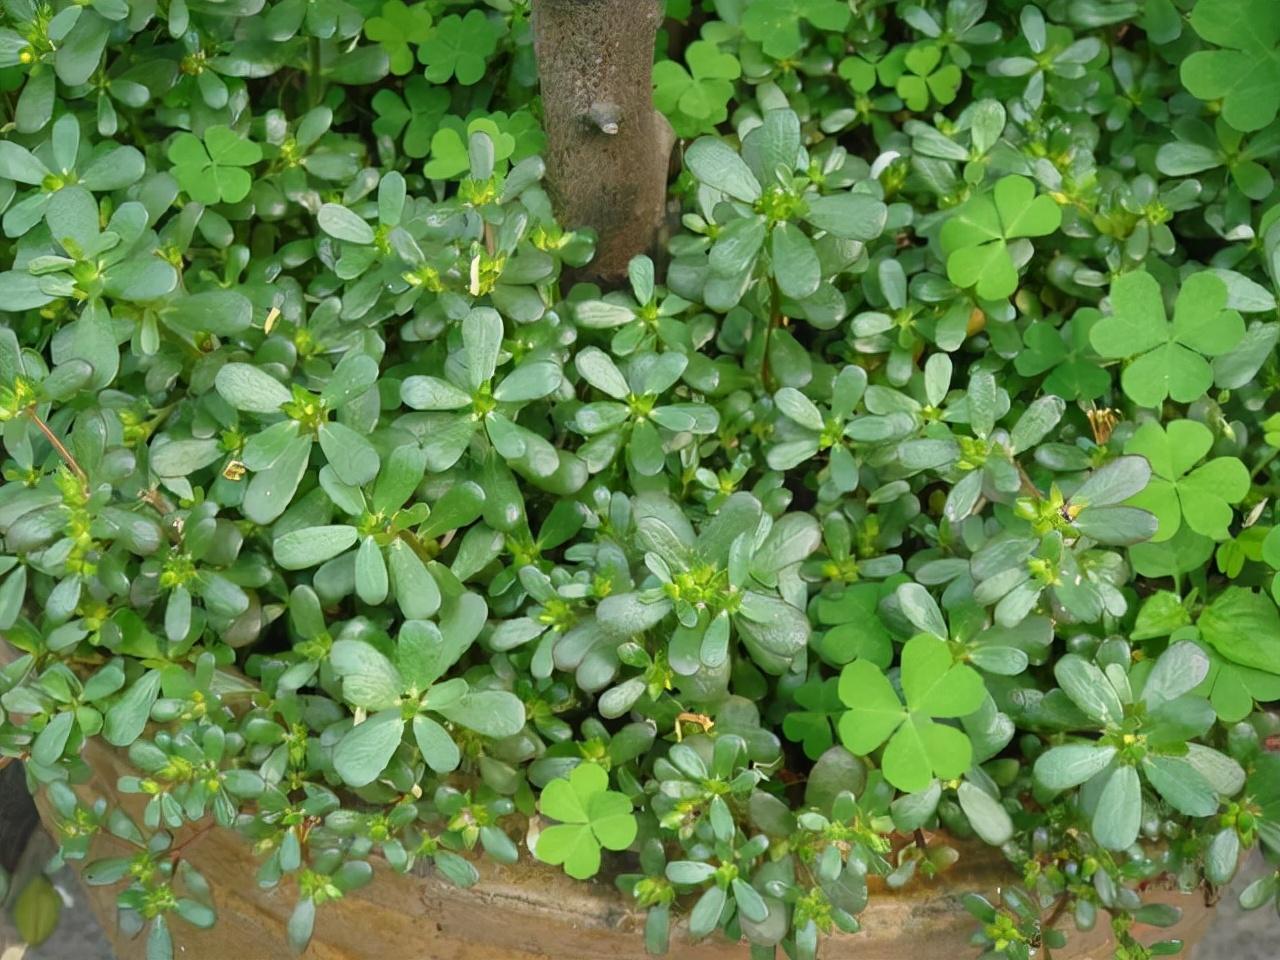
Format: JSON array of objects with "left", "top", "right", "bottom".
[
  {"left": 307, "top": 38, "right": 324, "bottom": 109},
  {"left": 759, "top": 273, "right": 781, "bottom": 393}
]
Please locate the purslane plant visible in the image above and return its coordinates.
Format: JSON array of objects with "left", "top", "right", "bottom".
[{"left": 2, "top": 2, "right": 1280, "bottom": 960}]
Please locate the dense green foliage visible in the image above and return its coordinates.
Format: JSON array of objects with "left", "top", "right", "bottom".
[{"left": 3, "top": 1, "right": 1280, "bottom": 958}]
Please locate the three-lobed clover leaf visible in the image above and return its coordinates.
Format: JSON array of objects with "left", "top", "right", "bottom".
[
  {"left": 166, "top": 125, "right": 262, "bottom": 205},
  {"left": 653, "top": 40, "right": 741, "bottom": 138},
  {"left": 1194, "top": 639, "right": 1280, "bottom": 724},
  {"left": 887, "top": 43, "right": 962, "bottom": 112},
  {"left": 1198, "top": 587, "right": 1280, "bottom": 677},
  {"left": 371, "top": 77, "right": 451, "bottom": 159},
  {"left": 363, "top": 0, "right": 433, "bottom": 76},
  {"left": 1091, "top": 271, "right": 1244, "bottom": 408},
  {"left": 1013, "top": 310, "right": 1109, "bottom": 401},
  {"left": 941, "top": 175, "right": 1061, "bottom": 301},
  {"left": 1123, "top": 419, "right": 1250, "bottom": 542},
  {"left": 781, "top": 675, "right": 843, "bottom": 760},
  {"left": 535, "top": 762, "right": 637, "bottom": 879},
  {"left": 740, "top": 0, "right": 851, "bottom": 61},
  {"left": 1181, "top": 0, "right": 1280, "bottom": 133},
  {"left": 837, "top": 632, "right": 986, "bottom": 793},
  {"left": 419, "top": 9, "right": 500, "bottom": 86}
]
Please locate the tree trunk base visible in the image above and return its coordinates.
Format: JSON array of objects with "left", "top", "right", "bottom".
[{"left": 533, "top": 0, "right": 675, "bottom": 283}]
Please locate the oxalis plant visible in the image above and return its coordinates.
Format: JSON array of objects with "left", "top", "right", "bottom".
[{"left": 2, "top": 1, "right": 1280, "bottom": 959}]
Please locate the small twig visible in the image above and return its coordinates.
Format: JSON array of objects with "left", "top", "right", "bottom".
[
  {"left": 26, "top": 405, "right": 88, "bottom": 492},
  {"left": 1015, "top": 461, "right": 1043, "bottom": 499},
  {"left": 138, "top": 488, "right": 176, "bottom": 518},
  {"left": 168, "top": 820, "right": 216, "bottom": 866},
  {"left": 913, "top": 827, "right": 929, "bottom": 850}
]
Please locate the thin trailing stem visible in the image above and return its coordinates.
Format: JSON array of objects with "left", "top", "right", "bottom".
[{"left": 26, "top": 405, "right": 88, "bottom": 493}]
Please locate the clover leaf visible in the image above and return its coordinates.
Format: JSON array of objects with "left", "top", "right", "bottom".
[
  {"left": 1198, "top": 587, "right": 1280, "bottom": 676},
  {"left": 364, "top": 1, "right": 432, "bottom": 76},
  {"left": 1123, "top": 419, "right": 1250, "bottom": 542},
  {"left": 940, "top": 175, "right": 1061, "bottom": 301},
  {"left": 372, "top": 77, "right": 450, "bottom": 158},
  {"left": 1194, "top": 639, "right": 1280, "bottom": 723},
  {"left": 419, "top": 10, "right": 499, "bottom": 86},
  {"left": 1013, "top": 310, "right": 1109, "bottom": 401},
  {"left": 893, "top": 43, "right": 962, "bottom": 111},
  {"left": 166, "top": 125, "right": 262, "bottom": 205},
  {"left": 813, "top": 582, "right": 894, "bottom": 668},
  {"left": 535, "top": 763, "right": 637, "bottom": 879},
  {"left": 782, "top": 675, "right": 843, "bottom": 760},
  {"left": 423, "top": 117, "right": 517, "bottom": 180},
  {"left": 740, "top": 0, "right": 851, "bottom": 61},
  {"left": 653, "top": 40, "right": 740, "bottom": 138},
  {"left": 1091, "top": 271, "right": 1244, "bottom": 408},
  {"left": 837, "top": 633, "right": 985, "bottom": 793},
  {"left": 1181, "top": 0, "right": 1280, "bottom": 133}
]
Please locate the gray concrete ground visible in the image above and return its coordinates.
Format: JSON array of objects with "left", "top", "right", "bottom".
[
  {"left": 1, "top": 829, "right": 1274, "bottom": 959},
  {"left": 1193, "top": 854, "right": 1274, "bottom": 960}
]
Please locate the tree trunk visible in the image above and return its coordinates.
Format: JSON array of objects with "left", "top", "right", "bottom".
[{"left": 533, "top": 0, "right": 675, "bottom": 283}]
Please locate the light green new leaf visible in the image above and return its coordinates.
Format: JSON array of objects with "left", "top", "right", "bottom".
[{"left": 535, "top": 763, "right": 637, "bottom": 879}]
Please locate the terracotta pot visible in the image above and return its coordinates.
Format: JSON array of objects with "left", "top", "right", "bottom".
[
  {"left": 1, "top": 641, "right": 1215, "bottom": 960},
  {"left": 24, "top": 735, "right": 1217, "bottom": 960}
]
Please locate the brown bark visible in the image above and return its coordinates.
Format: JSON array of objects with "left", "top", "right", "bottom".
[{"left": 533, "top": 0, "right": 675, "bottom": 283}]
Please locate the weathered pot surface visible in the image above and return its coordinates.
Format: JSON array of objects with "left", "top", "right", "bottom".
[{"left": 27, "top": 735, "right": 1216, "bottom": 960}]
